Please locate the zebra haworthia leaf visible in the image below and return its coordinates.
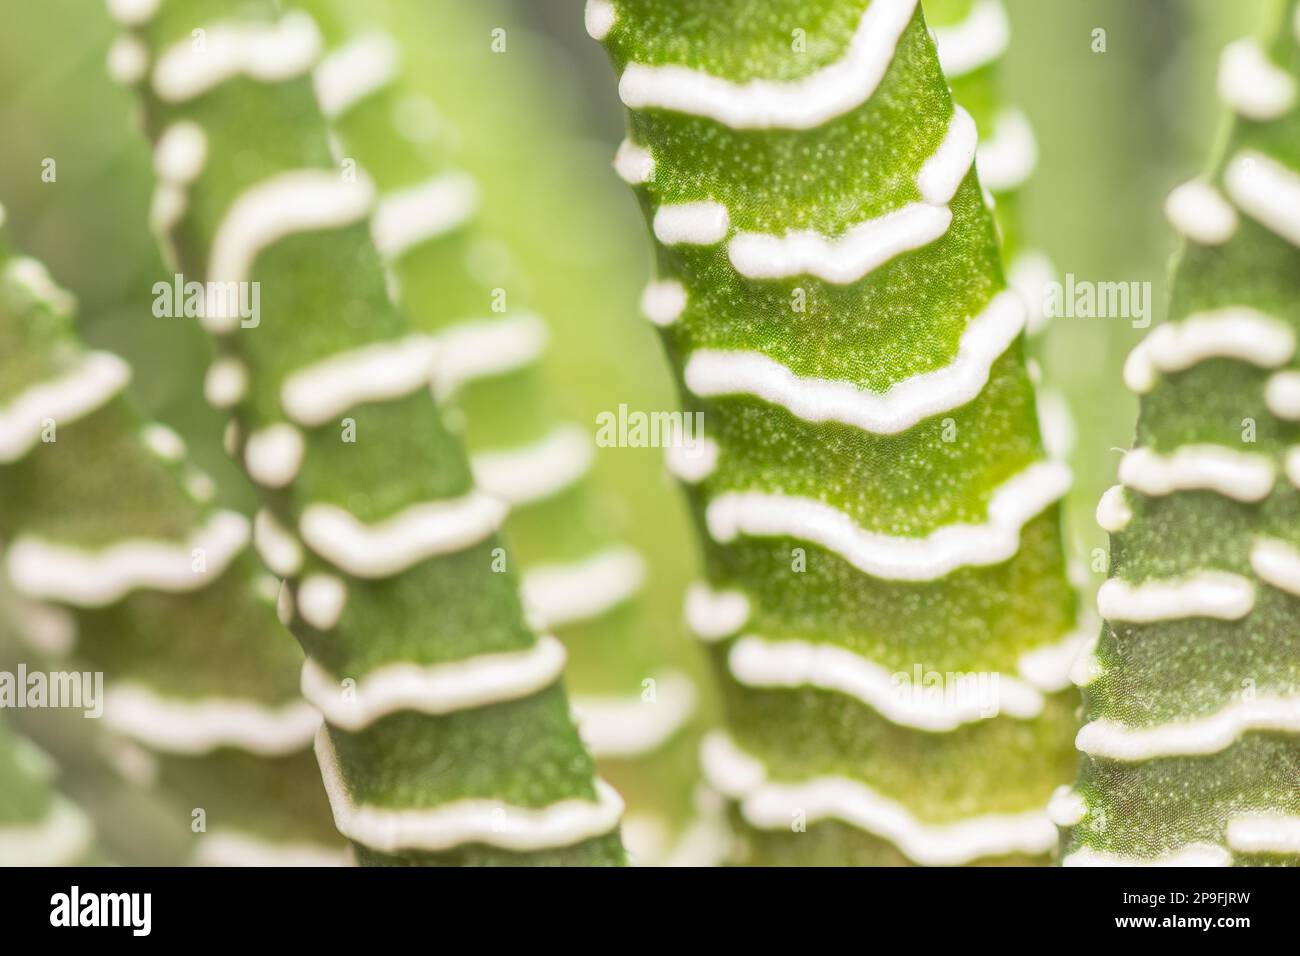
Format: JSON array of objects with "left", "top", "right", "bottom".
[
  {"left": 592, "top": 0, "right": 1079, "bottom": 864},
  {"left": 109, "top": 0, "right": 624, "bottom": 865},
  {"left": 1064, "top": 0, "right": 1300, "bottom": 867}
]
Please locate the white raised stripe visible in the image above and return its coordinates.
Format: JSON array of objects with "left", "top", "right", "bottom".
[
  {"left": 313, "top": 32, "right": 398, "bottom": 119},
  {"left": 1265, "top": 371, "right": 1300, "bottom": 420},
  {"left": 315, "top": 728, "right": 623, "bottom": 852},
  {"left": 1017, "top": 618, "right": 1096, "bottom": 693},
  {"left": 728, "top": 202, "right": 949, "bottom": 283},
  {"left": 977, "top": 108, "right": 1036, "bottom": 193},
  {"left": 7, "top": 510, "right": 249, "bottom": 607},
  {"left": 300, "top": 490, "right": 505, "bottom": 579},
  {"left": 280, "top": 334, "right": 437, "bottom": 426},
  {"left": 701, "top": 732, "right": 1055, "bottom": 864},
  {"left": 107, "top": 34, "right": 149, "bottom": 85},
  {"left": 1249, "top": 537, "right": 1300, "bottom": 596},
  {"left": 1047, "top": 786, "right": 1087, "bottom": 827},
  {"left": 0, "top": 798, "right": 93, "bottom": 867},
  {"left": 1077, "top": 695, "right": 1300, "bottom": 761},
  {"left": 684, "top": 582, "right": 751, "bottom": 641},
  {"left": 664, "top": 435, "right": 719, "bottom": 484},
  {"left": 1217, "top": 38, "right": 1296, "bottom": 120},
  {"left": 639, "top": 279, "right": 686, "bottom": 326},
  {"left": 1226, "top": 814, "right": 1300, "bottom": 855},
  {"left": 206, "top": 170, "right": 375, "bottom": 333},
  {"left": 616, "top": 0, "right": 918, "bottom": 130},
  {"left": 243, "top": 423, "right": 305, "bottom": 489},
  {"left": 572, "top": 671, "right": 698, "bottom": 758},
  {"left": 431, "top": 313, "right": 548, "bottom": 398},
  {"left": 1095, "top": 484, "right": 1133, "bottom": 533},
  {"left": 653, "top": 202, "right": 730, "bottom": 245},
  {"left": 1224, "top": 150, "right": 1300, "bottom": 248},
  {"left": 614, "top": 139, "right": 655, "bottom": 185},
  {"left": 302, "top": 634, "right": 566, "bottom": 730},
  {"left": 193, "top": 831, "right": 349, "bottom": 867},
  {"left": 917, "top": 106, "right": 978, "bottom": 205},
  {"left": 1124, "top": 307, "right": 1295, "bottom": 393},
  {"left": 932, "top": 0, "right": 1010, "bottom": 78},
  {"left": 106, "top": 0, "right": 159, "bottom": 26},
  {"left": 371, "top": 173, "right": 478, "bottom": 260},
  {"left": 253, "top": 508, "right": 302, "bottom": 577},
  {"left": 0, "top": 352, "right": 130, "bottom": 463},
  {"left": 154, "top": 120, "right": 207, "bottom": 184},
  {"left": 707, "top": 459, "right": 1067, "bottom": 582},
  {"left": 686, "top": 290, "right": 1023, "bottom": 433},
  {"left": 1163, "top": 179, "right": 1238, "bottom": 245},
  {"left": 726, "top": 636, "right": 1044, "bottom": 730},
  {"left": 1119, "top": 445, "right": 1275, "bottom": 502},
  {"left": 471, "top": 425, "right": 594, "bottom": 507},
  {"left": 1063, "top": 843, "right": 1231, "bottom": 867},
  {"left": 203, "top": 356, "right": 248, "bottom": 408},
  {"left": 298, "top": 573, "right": 347, "bottom": 629},
  {"left": 584, "top": 0, "right": 616, "bottom": 41},
  {"left": 1098, "top": 572, "right": 1255, "bottom": 623},
  {"left": 104, "top": 683, "right": 320, "bottom": 755},
  {"left": 521, "top": 547, "right": 646, "bottom": 629},
  {"left": 152, "top": 11, "right": 322, "bottom": 103}
]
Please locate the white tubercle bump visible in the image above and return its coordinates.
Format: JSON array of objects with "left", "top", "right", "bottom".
[
  {"left": 7, "top": 510, "right": 249, "bottom": 607},
  {"left": 0, "top": 798, "right": 94, "bottom": 868},
  {"left": 141, "top": 423, "right": 186, "bottom": 461},
  {"left": 613, "top": 139, "right": 655, "bottom": 185},
  {"left": 1063, "top": 843, "right": 1231, "bottom": 867},
  {"left": 521, "top": 547, "right": 646, "bottom": 630},
  {"left": 300, "top": 490, "right": 505, "bottom": 579},
  {"left": 728, "top": 202, "right": 951, "bottom": 283},
  {"left": 1095, "top": 484, "right": 1133, "bottom": 533},
  {"left": 1249, "top": 537, "right": 1300, "bottom": 597},
  {"left": 302, "top": 634, "right": 567, "bottom": 731},
  {"left": 313, "top": 32, "right": 399, "bottom": 119},
  {"left": 203, "top": 356, "right": 249, "bottom": 408},
  {"left": 297, "top": 574, "right": 348, "bottom": 630},
  {"left": 371, "top": 173, "right": 478, "bottom": 260},
  {"left": 664, "top": 435, "right": 719, "bottom": 484},
  {"left": 686, "top": 290, "right": 1024, "bottom": 434},
  {"left": 727, "top": 636, "right": 1044, "bottom": 730},
  {"left": 653, "top": 202, "right": 731, "bottom": 245},
  {"left": 707, "top": 459, "right": 1068, "bottom": 582},
  {"left": 1119, "top": 444, "right": 1275, "bottom": 503},
  {"left": 1047, "top": 786, "right": 1087, "bottom": 827},
  {"left": 107, "top": 35, "right": 149, "bottom": 86},
  {"left": 315, "top": 729, "right": 623, "bottom": 853},
  {"left": 0, "top": 352, "right": 130, "bottom": 463},
  {"left": 1017, "top": 619, "right": 1096, "bottom": 693},
  {"left": 103, "top": 683, "right": 320, "bottom": 756},
  {"left": 1123, "top": 307, "right": 1295, "bottom": 393},
  {"left": 616, "top": 0, "right": 918, "bottom": 130},
  {"left": 1217, "top": 38, "right": 1296, "bottom": 121},
  {"left": 431, "top": 313, "right": 548, "bottom": 398},
  {"left": 206, "top": 170, "right": 375, "bottom": 333},
  {"left": 701, "top": 732, "right": 1055, "bottom": 865},
  {"left": 243, "top": 423, "right": 305, "bottom": 489},
  {"left": 1163, "top": 179, "right": 1238, "bottom": 245},
  {"left": 976, "top": 108, "right": 1037, "bottom": 193},
  {"left": 1224, "top": 150, "right": 1300, "bottom": 248},
  {"left": 1265, "top": 371, "right": 1300, "bottom": 420},
  {"left": 152, "top": 11, "right": 323, "bottom": 103},
  {"left": 639, "top": 279, "right": 687, "bottom": 327},
  {"left": 684, "top": 582, "right": 752, "bottom": 641},
  {"left": 584, "top": 0, "right": 617, "bottom": 41},
  {"left": 253, "top": 508, "right": 302, "bottom": 577},
  {"left": 917, "top": 106, "right": 978, "bottom": 205},
  {"left": 470, "top": 424, "right": 594, "bottom": 507},
  {"left": 932, "top": 0, "right": 1010, "bottom": 78},
  {"left": 1076, "top": 695, "right": 1300, "bottom": 761},
  {"left": 1226, "top": 814, "right": 1300, "bottom": 855},
  {"left": 280, "top": 334, "right": 437, "bottom": 427},
  {"left": 571, "top": 671, "right": 698, "bottom": 759},
  {"left": 154, "top": 121, "right": 207, "bottom": 184},
  {"left": 105, "top": 0, "right": 159, "bottom": 26},
  {"left": 1097, "top": 571, "right": 1254, "bottom": 624}
]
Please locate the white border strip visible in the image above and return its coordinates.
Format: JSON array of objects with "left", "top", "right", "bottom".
[
  {"left": 1097, "top": 571, "right": 1255, "bottom": 624},
  {"left": 0, "top": 353, "right": 131, "bottom": 463},
  {"left": 471, "top": 425, "right": 594, "bottom": 507},
  {"left": 280, "top": 334, "right": 438, "bottom": 427},
  {"left": 521, "top": 547, "right": 646, "bottom": 629},
  {"left": 572, "top": 671, "right": 698, "bottom": 759},
  {"left": 1076, "top": 695, "right": 1300, "bottom": 761},
  {"left": 1123, "top": 306, "right": 1294, "bottom": 394}
]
